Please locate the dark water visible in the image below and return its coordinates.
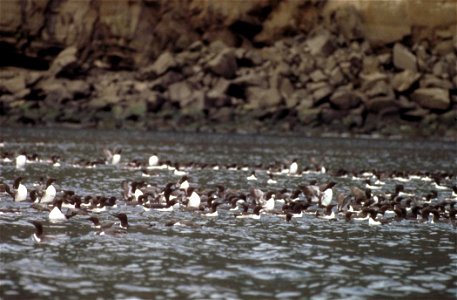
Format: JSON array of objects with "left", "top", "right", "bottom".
[{"left": 0, "top": 128, "right": 456, "bottom": 299}]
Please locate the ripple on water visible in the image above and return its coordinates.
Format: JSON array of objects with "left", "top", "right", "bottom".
[{"left": 1, "top": 128, "right": 456, "bottom": 299}]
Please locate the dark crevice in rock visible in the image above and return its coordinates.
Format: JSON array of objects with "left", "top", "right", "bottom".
[{"left": 0, "top": 42, "right": 49, "bottom": 70}]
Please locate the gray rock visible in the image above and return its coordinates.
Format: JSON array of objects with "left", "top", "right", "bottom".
[
  {"left": 294, "top": 91, "right": 314, "bottom": 110},
  {"left": 49, "top": 46, "right": 78, "bottom": 76},
  {"left": 279, "top": 77, "right": 294, "bottom": 99},
  {"left": 310, "top": 70, "right": 327, "bottom": 82},
  {"left": 312, "top": 84, "right": 333, "bottom": 103},
  {"left": 401, "top": 107, "right": 429, "bottom": 121},
  {"left": 411, "top": 88, "right": 450, "bottom": 110},
  {"left": 297, "top": 107, "right": 320, "bottom": 124},
  {"left": 393, "top": 43, "right": 417, "bottom": 71},
  {"left": 245, "top": 87, "right": 282, "bottom": 109},
  {"left": 142, "top": 52, "right": 177, "bottom": 78},
  {"left": 328, "top": 66, "right": 345, "bottom": 86},
  {"left": 306, "top": 30, "right": 334, "bottom": 56},
  {"left": 1, "top": 76, "right": 26, "bottom": 94},
  {"left": 168, "top": 81, "right": 193, "bottom": 106},
  {"left": 206, "top": 78, "right": 230, "bottom": 108},
  {"left": 420, "top": 75, "right": 453, "bottom": 90},
  {"left": 392, "top": 70, "right": 421, "bottom": 92},
  {"left": 330, "top": 89, "right": 362, "bottom": 110},
  {"left": 330, "top": 5, "right": 364, "bottom": 41},
  {"left": 66, "top": 80, "right": 91, "bottom": 99},
  {"left": 364, "top": 80, "right": 393, "bottom": 98},
  {"left": 366, "top": 96, "right": 397, "bottom": 113},
  {"left": 207, "top": 49, "right": 237, "bottom": 79},
  {"left": 321, "top": 108, "right": 347, "bottom": 124}
]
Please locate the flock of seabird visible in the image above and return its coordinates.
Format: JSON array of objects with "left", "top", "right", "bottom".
[{"left": 1, "top": 147, "right": 456, "bottom": 243}]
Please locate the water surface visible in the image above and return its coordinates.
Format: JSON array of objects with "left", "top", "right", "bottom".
[{"left": 1, "top": 128, "right": 456, "bottom": 299}]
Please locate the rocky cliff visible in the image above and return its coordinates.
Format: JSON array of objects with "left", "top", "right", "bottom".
[{"left": 1, "top": 0, "right": 456, "bottom": 138}]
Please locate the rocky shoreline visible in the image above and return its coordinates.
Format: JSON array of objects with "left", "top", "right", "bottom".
[{"left": 0, "top": 1, "right": 456, "bottom": 139}]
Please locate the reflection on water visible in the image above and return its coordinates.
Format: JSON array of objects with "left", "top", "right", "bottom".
[{"left": 1, "top": 128, "right": 456, "bottom": 299}]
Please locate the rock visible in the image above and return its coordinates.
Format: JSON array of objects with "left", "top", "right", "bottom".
[
  {"left": 245, "top": 87, "right": 282, "bottom": 109},
  {"left": 401, "top": 107, "right": 429, "bottom": 121},
  {"left": 397, "top": 96, "right": 417, "bottom": 111},
  {"left": 279, "top": 77, "right": 294, "bottom": 99},
  {"left": 142, "top": 52, "right": 177, "bottom": 78},
  {"left": 439, "top": 109, "right": 457, "bottom": 126},
  {"left": 66, "top": 80, "right": 91, "bottom": 99},
  {"left": 306, "top": 30, "right": 334, "bottom": 56},
  {"left": 330, "top": 89, "right": 363, "bottom": 110},
  {"left": 310, "top": 70, "right": 327, "bottom": 82},
  {"left": 363, "top": 80, "right": 393, "bottom": 98},
  {"left": 328, "top": 66, "right": 345, "bottom": 86},
  {"left": 125, "top": 100, "right": 147, "bottom": 118},
  {"left": 392, "top": 70, "right": 421, "bottom": 92},
  {"left": 49, "top": 47, "right": 79, "bottom": 76},
  {"left": 287, "top": 89, "right": 310, "bottom": 109},
  {"left": 0, "top": 76, "right": 26, "bottom": 94},
  {"left": 312, "top": 84, "right": 333, "bottom": 103},
  {"left": 297, "top": 107, "right": 320, "bottom": 124},
  {"left": 329, "top": 5, "right": 364, "bottom": 41},
  {"left": 366, "top": 96, "right": 397, "bottom": 113},
  {"left": 433, "top": 40, "right": 454, "bottom": 56},
  {"left": 393, "top": 43, "right": 417, "bottom": 72},
  {"left": 321, "top": 108, "right": 347, "bottom": 124},
  {"left": 411, "top": 88, "right": 450, "bottom": 110},
  {"left": 420, "top": 75, "right": 453, "bottom": 90},
  {"left": 207, "top": 49, "right": 237, "bottom": 79},
  {"left": 168, "top": 81, "right": 193, "bottom": 106},
  {"left": 206, "top": 79, "right": 230, "bottom": 108}
]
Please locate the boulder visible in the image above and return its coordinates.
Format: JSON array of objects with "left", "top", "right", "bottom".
[
  {"left": 420, "top": 75, "right": 453, "bottom": 90},
  {"left": 393, "top": 43, "right": 417, "bottom": 71},
  {"left": 392, "top": 70, "right": 421, "bottom": 92},
  {"left": 366, "top": 96, "right": 397, "bottom": 113},
  {"left": 207, "top": 49, "right": 238, "bottom": 79},
  {"left": 330, "top": 89, "right": 362, "bottom": 110},
  {"left": 49, "top": 47, "right": 79, "bottom": 76},
  {"left": 168, "top": 81, "right": 194, "bottom": 106},
  {"left": 246, "top": 87, "right": 282, "bottom": 109},
  {"left": 306, "top": 30, "right": 334, "bottom": 56},
  {"left": 0, "top": 76, "right": 26, "bottom": 95},
  {"left": 310, "top": 69, "right": 327, "bottom": 82},
  {"left": 297, "top": 107, "right": 320, "bottom": 124},
  {"left": 312, "top": 84, "right": 333, "bottom": 103},
  {"left": 288, "top": 89, "right": 311, "bottom": 109},
  {"left": 411, "top": 88, "right": 450, "bottom": 110},
  {"left": 141, "top": 52, "right": 177, "bottom": 78},
  {"left": 66, "top": 80, "right": 91, "bottom": 99}
]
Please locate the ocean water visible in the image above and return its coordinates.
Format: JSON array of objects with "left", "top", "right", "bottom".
[{"left": 1, "top": 128, "right": 456, "bottom": 299}]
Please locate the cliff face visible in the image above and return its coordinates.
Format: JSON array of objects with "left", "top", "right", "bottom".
[{"left": 0, "top": 0, "right": 456, "bottom": 138}]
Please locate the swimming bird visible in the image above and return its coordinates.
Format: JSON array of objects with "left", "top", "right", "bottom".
[
  {"left": 16, "top": 152, "right": 27, "bottom": 169},
  {"left": 235, "top": 205, "right": 263, "bottom": 219},
  {"left": 39, "top": 178, "right": 57, "bottom": 204},
  {"left": 267, "top": 173, "right": 277, "bottom": 185},
  {"left": 49, "top": 200, "right": 77, "bottom": 222},
  {"left": 104, "top": 148, "right": 122, "bottom": 165},
  {"left": 179, "top": 175, "right": 190, "bottom": 191},
  {"left": 246, "top": 171, "right": 257, "bottom": 181},
  {"left": 186, "top": 187, "right": 201, "bottom": 209},
  {"left": 29, "top": 221, "right": 50, "bottom": 243},
  {"left": 3, "top": 177, "right": 28, "bottom": 202},
  {"left": 289, "top": 159, "right": 298, "bottom": 175},
  {"left": 148, "top": 154, "right": 159, "bottom": 167},
  {"left": 88, "top": 216, "right": 114, "bottom": 230}
]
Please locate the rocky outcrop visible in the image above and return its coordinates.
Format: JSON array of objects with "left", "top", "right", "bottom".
[{"left": 1, "top": 0, "right": 456, "bottom": 138}]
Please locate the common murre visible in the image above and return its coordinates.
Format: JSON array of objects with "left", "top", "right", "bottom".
[
  {"left": 39, "top": 178, "right": 57, "bottom": 204},
  {"left": 16, "top": 152, "right": 27, "bottom": 169},
  {"left": 3, "top": 177, "right": 28, "bottom": 202},
  {"left": 104, "top": 148, "right": 122, "bottom": 165}
]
